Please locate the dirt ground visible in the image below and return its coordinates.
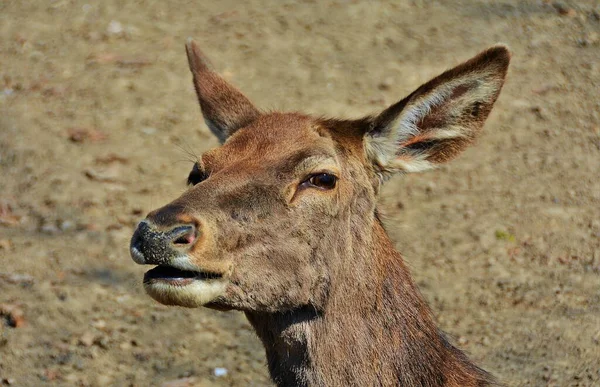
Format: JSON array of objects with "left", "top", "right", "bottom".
[{"left": 1, "top": 0, "right": 599, "bottom": 386}]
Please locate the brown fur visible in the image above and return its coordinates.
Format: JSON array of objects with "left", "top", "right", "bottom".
[{"left": 131, "top": 41, "right": 510, "bottom": 386}]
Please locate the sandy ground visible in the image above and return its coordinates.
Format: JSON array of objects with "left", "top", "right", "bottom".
[{"left": 1, "top": 0, "right": 599, "bottom": 386}]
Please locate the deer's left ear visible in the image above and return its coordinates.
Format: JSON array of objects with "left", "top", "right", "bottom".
[{"left": 365, "top": 46, "right": 510, "bottom": 175}]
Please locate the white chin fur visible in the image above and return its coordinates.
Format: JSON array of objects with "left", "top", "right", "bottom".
[{"left": 144, "top": 279, "right": 227, "bottom": 308}]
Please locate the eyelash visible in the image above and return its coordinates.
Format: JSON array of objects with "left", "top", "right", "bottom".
[
  {"left": 187, "top": 163, "right": 208, "bottom": 186},
  {"left": 301, "top": 172, "right": 338, "bottom": 190}
]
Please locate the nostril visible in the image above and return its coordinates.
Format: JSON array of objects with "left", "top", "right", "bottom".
[
  {"left": 169, "top": 225, "right": 197, "bottom": 246},
  {"left": 131, "top": 229, "right": 143, "bottom": 250},
  {"left": 173, "top": 234, "right": 194, "bottom": 245},
  {"left": 130, "top": 222, "right": 149, "bottom": 264}
]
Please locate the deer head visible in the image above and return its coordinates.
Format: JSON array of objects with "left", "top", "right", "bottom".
[{"left": 130, "top": 40, "right": 509, "bottom": 314}]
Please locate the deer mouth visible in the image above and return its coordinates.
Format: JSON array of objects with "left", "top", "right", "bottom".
[
  {"left": 144, "top": 265, "right": 223, "bottom": 285},
  {"left": 142, "top": 264, "right": 228, "bottom": 308}
]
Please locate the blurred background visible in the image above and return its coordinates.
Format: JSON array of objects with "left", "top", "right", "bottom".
[{"left": 1, "top": 0, "right": 599, "bottom": 385}]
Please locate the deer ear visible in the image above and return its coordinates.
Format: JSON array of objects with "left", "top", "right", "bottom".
[
  {"left": 185, "top": 39, "right": 260, "bottom": 143},
  {"left": 365, "top": 46, "right": 510, "bottom": 175}
]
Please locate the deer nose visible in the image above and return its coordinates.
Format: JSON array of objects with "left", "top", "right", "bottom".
[{"left": 130, "top": 220, "right": 198, "bottom": 265}]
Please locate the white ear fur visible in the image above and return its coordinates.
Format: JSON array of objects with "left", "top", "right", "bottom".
[
  {"left": 366, "top": 90, "right": 450, "bottom": 173},
  {"left": 365, "top": 46, "right": 510, "bottom": 176}
]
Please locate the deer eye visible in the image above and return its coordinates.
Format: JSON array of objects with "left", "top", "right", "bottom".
[
  {"left": 187, "top": 163, "right": 207, "bottom": 186},
  {"left": 307, "top": 173, "right": 337, "bottom": 190}
]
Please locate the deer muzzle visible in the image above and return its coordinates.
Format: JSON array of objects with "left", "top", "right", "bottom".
[
  {"left": 130, "top": 219, "right": 228, "bottom": 308},
  {"left": 130, "top": 220, "right": 197, "bottom": 265}
]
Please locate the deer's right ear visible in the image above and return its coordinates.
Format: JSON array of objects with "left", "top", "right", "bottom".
[
  {"left": 185, "top": 39, "right": 260, "bottom": 143},
  {"left": 364, "top": 46, "right": 510, "bottom": 177}
]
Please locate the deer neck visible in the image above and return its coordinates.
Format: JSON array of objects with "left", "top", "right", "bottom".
[{"left": 245, "top": 219, "right": 492, "bottom": 386}]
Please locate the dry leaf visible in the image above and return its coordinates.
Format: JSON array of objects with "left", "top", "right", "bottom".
[
  {"left": 0, "top": 303, "right": 26, "bottom": 328},
  {"left": 0, "top": 201, "right": 20, "bottom": 226},
  {"left": 67, "top": 127, "right": 108, "bottom": 143}
]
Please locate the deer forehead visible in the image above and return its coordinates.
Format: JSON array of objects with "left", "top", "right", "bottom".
[{"left": 200, "top": 113, "right": 350, "bottom": 175}]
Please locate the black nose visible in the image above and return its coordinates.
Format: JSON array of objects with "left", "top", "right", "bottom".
[{"left": 130, "top": 221, "right": 197, "bottom": 265}]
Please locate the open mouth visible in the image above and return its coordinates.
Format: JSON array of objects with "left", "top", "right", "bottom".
[
  {"left": 144, "top": 265, "right": 223, "bottom": 286},
  {"left": 142, "top": 264, "right": 228, "bottom": 308}
]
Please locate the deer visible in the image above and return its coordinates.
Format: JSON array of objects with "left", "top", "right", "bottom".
[{"left": 130, "top": 39, "right": 510, "bottom": 386}]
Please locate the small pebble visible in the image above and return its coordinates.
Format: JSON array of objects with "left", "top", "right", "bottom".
[
  {"left": 107, "top": 20, "right": 123, "bottom": 35},
  {"left": 213, "top": 367, "right": 228, "bottom": 377},
  {"left": 59, "top": 220, "right": 75, "bottom": 232},
  {"left": 79, "top": 332, "right": 95, "bottom": 347},
  {"left": 40, "top": 223, "right": 59, "bottom": 234},
  {"left": 141, "top": 127, "right": 157, "bottom": 135}
]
